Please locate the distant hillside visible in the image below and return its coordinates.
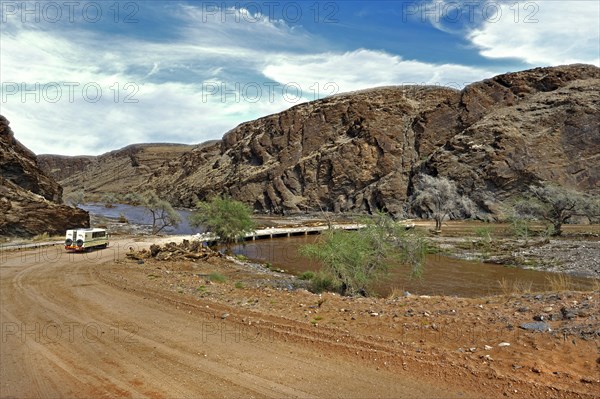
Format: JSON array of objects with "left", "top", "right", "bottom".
[
  {"left": 0, "top": 115, "right": 89, "bottom": 237},
  {"left": 38, "top": 143, "right": 194, "bottom": 202},
  {"left": 40, "top": 64, "right": 599, "bottom": 217}
]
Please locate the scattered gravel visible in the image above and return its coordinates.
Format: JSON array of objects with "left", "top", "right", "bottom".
[{"left": 516, "top": 240, "right": 600, "bottom": 278}]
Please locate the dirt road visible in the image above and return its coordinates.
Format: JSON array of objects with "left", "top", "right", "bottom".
[{"left": 1, "top": 238, "right": 472, "bottom": 398}]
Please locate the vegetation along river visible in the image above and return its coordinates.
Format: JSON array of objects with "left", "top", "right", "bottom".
[
  {"left": 231, "top": 235, "right": 598, "bottom": 298},
  {"left": 81, "top": 204, "right": 598, "bottom": 297}
]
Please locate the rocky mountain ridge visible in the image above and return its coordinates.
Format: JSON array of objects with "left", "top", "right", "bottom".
[
  {"left": 39, "top": 64, "right": 599, "bottom": 217},
  {"left": 150, "top": 64, "right": 599, "bottom": 215},
  {"left": 0, "top": 115, "right": 89, "bottom": 237},
  {"left": 38, "top": 143, "right": 194, "bottom": 202}
]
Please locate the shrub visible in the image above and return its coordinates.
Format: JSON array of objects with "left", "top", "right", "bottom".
[
  {"left": 300, "top": 213, "right": 428, "bottom": 296},
  {"left": 208, "top": 273, "right": 227, "bottom": 283},
  {"left": 65, "top": 190, "right": 85, "bottom": 207},
  {"left": 190, "top": 196, "right": 255, "bottom": 252},
  {"left": 298, "top": 271, "right": 315, "bottom": 280},
  {"left": 513, "top": 183, "right": 596, "bottom": 236},
  {"left": 309, "top": 272, "right": 339, "bottom": 294},
  {"left": 101, "top": 193, "right": 119, "bottom": 208},
  {"left": 411, "top": 174, "right": 476, "bottom": 232},
  {"left": 141, "top": 191, "right": 181, "bottom": 234}
]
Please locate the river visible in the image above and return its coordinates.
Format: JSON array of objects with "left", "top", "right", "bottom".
[
  {"left": 79, "top": 203, "right": 198, "bottom": 235},
  {"left": 82, "top": 204, "right": 597, "bottom": 297},
  {"left": 230, "top": 235, "right": 598, "bottom": 297}
]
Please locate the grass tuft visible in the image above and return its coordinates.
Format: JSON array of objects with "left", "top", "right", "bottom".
[
  {"left": 208, "top": 272, "right": 227, "bottom": 283},
  {"left": 32, "top": 232, "right": 50, "bottom": 242},
  {"left": 498, "top": 278, "right": 533, "bottom": 296},
  {"left": 545, "top": 273, "right": 573, "bottom": 292}
]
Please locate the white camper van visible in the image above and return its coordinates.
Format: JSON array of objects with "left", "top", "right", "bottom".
[{"left": 65, "top": 228, "right": 109, "bottom": 252}]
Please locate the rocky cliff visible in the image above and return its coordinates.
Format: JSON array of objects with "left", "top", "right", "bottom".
[
  {"left": 38, "top": 143, "right": 194, "bottom": 201},
  {"left": 0, "top": 115, "right": 89, "bottom": 237},
  {"left": 148, "top": 86, "right": 459, "bottom": 214},
  {"left": 0, "top": 116, "right": 64, "bottom": 203},
  {"left": 39, "top": 64, "right": 599, "bottom": 217},
  {"left": 147, "top": 64, "right": 599, "bottom": 215},
  {"left": 418, "top": 65, "right": 600, "bottom": 214}
]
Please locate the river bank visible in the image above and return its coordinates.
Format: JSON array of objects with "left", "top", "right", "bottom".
[
  {"left": 8, "top": 213, "right": 598, "bottom": 284},
  {"left": 433, "top": 236, "right": 600, "bottom": 279}
]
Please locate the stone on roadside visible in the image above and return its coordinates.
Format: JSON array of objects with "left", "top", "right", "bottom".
[{"left": 520, "top": 321, "right": 551, "bottom": 332}]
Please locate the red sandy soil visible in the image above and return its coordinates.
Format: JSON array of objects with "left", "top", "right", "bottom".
[{"left": 1, "top": 236, "right": 598, "bottom": 398}]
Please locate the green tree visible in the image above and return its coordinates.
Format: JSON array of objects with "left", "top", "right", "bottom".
[
  {"left": 584, "top": 197, "right": 600, "bottom": 224},
  {"left": 189, "top": 197, "right": 255, "bottom": 251},
  {"left": 101, "top": 192, "right": 119, "bottom": 208},
  {"left": 65, "top": 190, "right": 85, "bottom": 207},
  {"left": 412, "top": 175, "right": 475, "bottom": 232},
  {"left": 299, "top": 213, "right": 428, "bottom": 296},
  {"left": 141, "top": 191, "right": 181, "bottom": 234},
  {"left": 514, "top": 183, "right": 595, "bottom": 236},
  {"left": 122, "top": 192, "right": 144, "bottom": 205}
]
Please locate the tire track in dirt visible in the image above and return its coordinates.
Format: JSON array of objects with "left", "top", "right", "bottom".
[
  {"left": 94, "top": 270, "right": 451, "bottom": 398},
  {"left": 2, "top": 244, "right": 464, "bottom": 398},
  {"left": 4, "top": 257, "right": 254, "bottom": 398},
  {"left": 93, "top": 249, "right": 600, "bottom": 399},
  {"left": 95, "top": 266, "right": 483, "bottom": 398},
  {"left": 3, "top": 259, "right": 167, "bottom": 397}
]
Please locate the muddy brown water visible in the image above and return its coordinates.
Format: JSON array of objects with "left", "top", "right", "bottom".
[{"left": 231, "top": 235, "right": 598, "bottom": 297}]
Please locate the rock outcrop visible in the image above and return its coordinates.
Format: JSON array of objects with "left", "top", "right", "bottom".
[
  {"left": 148, "top": 64, "right": 599, "bottom": 215},
  {"left": 417, "top": 65, "right": 600, "bottom": 214},
  {"left": 0, "top": 115, "right": 89, "bottom": 237},
  {"left": 38, "top": 64, "right": 600, "bottom": 217},
  {"left": 149, "top": 86, "right": 459, "bottom": 214},
  {"left": 1, "top": 115, "right": 63, "bottom": 203},
  {"left": 38, "top": 155, "right": 95, "bottom": 184}
]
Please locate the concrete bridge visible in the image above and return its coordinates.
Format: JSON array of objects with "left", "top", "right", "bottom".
[{"left": 193, "top": 223, "right": 365, "bottom": 245}]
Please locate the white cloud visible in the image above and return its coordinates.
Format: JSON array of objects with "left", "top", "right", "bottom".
[
  {"left": 0, "top": 3, "right": 499, "bottom": 156},
  {"left": 263, "top": 49, "right": 494, "bottom": 93},
  {"left": 468, "top": 0, "right": 600, "bottom": 66},
  {"left": 0, "top": 5, "right": 311, "bottom": 155}
]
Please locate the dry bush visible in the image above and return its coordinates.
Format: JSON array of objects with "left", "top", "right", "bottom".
[{"left": 545, "top": 273, "right": 574, "bottom": 292}]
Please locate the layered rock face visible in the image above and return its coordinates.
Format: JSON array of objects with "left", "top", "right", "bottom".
[
  {"left": 0, "top": 116, "right": 89, "bottom": 237},
  {"left": 38, "top": 143, "right": 194, "bottom": 201},
  {"left": 38, "top": 155, "right": 94, "bottom": 184},
  {"left": 419, "top": 65, "right": 600, "bottom": 213},
  {"left": 149, "top": 86, "right": 459, "bottom": 214},
  {"left": 149, "top": 64, "right": 599, "bottom": 215},
  {"left": 38, "top": 64, "right": 599, "bottom": 217},
  {"left": 0, "top": 115, "right": 63, "bottom": 203}
]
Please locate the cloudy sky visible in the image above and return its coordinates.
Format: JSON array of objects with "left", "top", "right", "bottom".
[{"left": 1, "top": 0, "right": 599, "bottom": 155}]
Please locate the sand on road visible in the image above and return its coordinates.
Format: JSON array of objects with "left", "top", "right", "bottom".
[{"left": 1, "top": 238, "right": 471, "bottom": 398}]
